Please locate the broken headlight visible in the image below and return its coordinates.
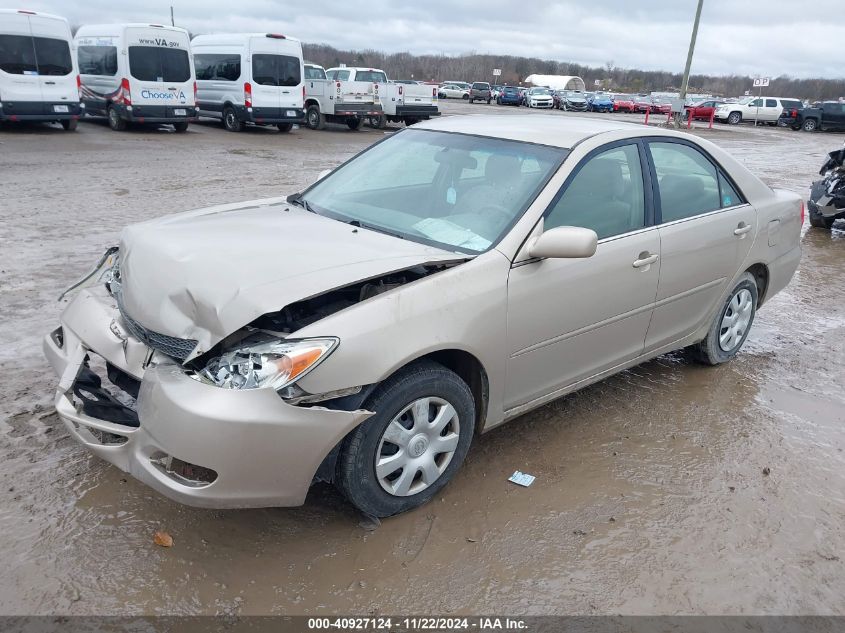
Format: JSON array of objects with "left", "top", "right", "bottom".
[{"left": 197, "top": 337, "right": 339, "bottom": 390}]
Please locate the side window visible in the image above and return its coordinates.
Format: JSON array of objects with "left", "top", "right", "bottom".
[
  {"left": 718, "top": 172, "right": 742, "bottom": 208},
  {"left": 194, "top": 54, "right": 240, "bottom": 81},
  {"left": 545, "top": 144, "right": 645, "bottom": 239},
  {"left": 650, "top": 142, "right": 721, "bottom": 222},
  {"left": 765, "top": 99, "right": 777, "bottom": 108},
  {"left": 750, "top": 99, "right": 762, "bottom": 107},
  {"left": 78, "top": 46, "right": 118, "bottom": 76}
]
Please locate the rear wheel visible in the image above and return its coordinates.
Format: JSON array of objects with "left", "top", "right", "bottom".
[
  {"left": 107, "top": 106, "right": 126, "bottom": 131},
  {"left": 462, "top": 93, "right": 469, "bottom": 100},
  {"left": 276, "top": 122, "right": 293, "bottom": 133},
  {"left": 336, "top": 361, "right": 475, "bottom": 517},
  {"left": 61, "top": 119, "right": 78, "bottom": 131},
  {"left": 727, "top": 111, "right": 742, "bottom": 125},
  {"left": 690, "top": 272, "right": 757, "bottom": 365},
  {"left": 305, "top": 105, "right": 325, "bottom": 130},
  {"left": 368, "top": 114, "right": 387, "bottom": 129},
  {"left": 346, "top": 117, "right": 364, "bottom": 130},
  {"left": 223, "top": 106, "right": 242, "bottom": 132},
  {"left": 404, "top": 117, "right": 420, "bottom": 126},
  {"left": 172, "top": 122, "right": 189, "bottom": 133},
  {"left": 802, "top": 118, "right": 818, "bottom": 132}
]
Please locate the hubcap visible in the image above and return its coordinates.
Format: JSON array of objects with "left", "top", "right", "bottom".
[
  {"left": 719, "top": 288, "right": 753, "bottom": 351},
  {"left": 375, "top": 396, "right": 460, "bottom": 497}
]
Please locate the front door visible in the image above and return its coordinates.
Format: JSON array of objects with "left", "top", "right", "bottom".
[{"left": 505, "top": 142, "right": 660, "bottom": 409}]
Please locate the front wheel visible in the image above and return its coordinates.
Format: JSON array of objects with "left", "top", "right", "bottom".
[
  {"left": 336, "top": 361, "right": 475, "bottom": 517},
  {"left": 690, "top": 272, "right": 758, "bottom": 365},
  {"left": 305, "top": 105, "right": 325, "bottom": 130}
]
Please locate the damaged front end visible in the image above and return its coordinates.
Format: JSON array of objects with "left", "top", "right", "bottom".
[{"left": 809, "top": 144, "right": 845, "bottom": 227}]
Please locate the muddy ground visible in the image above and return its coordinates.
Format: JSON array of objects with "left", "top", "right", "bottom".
[{"left": 0, "top": 102, "right": 843, "bottom": 616}]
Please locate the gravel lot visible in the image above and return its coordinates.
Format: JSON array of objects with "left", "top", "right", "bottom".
[{"left": 0, "top": 101, "right": 843, "bottom": 615}]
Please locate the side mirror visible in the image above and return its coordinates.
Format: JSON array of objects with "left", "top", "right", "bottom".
[
  {"left": 527, "top": 226, "right": 598, "bottom": 259},
  {"left": 316, "top": 169, "right": 331, "bottom": 181}
]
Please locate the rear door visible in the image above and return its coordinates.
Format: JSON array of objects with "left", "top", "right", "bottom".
[
  {"left": 644, "top": 139, "right": 757, "bottom": 352},
  {"left": 0, "top": 13, "right": 43, "bottom": 107},
  {"left": 125, "top": 27, "right": 194, "bottom": 112},
  {"left": 30, "top": 16, "right": 75, "bottom": 109},
  {"left": 763, "top": 98, "right": 779, "bottom": 121}
]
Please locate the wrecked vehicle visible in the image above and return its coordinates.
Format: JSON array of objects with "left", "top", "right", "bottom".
[
  {"left": 45, "top": 115, "right": 802, "bottom": 517},
  {"left": 808, "top": 141, "right": 845, "bottom": 230}
]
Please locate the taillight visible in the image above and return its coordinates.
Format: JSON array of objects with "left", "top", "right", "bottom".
[
  {"left": 432, "top": 87, "right": 437, "bottom": 98},
  {"left": 302, "top": 85, "right": 305, "bottom": 101},
  {"left": 800, "top": 200, "right": 805, "bottom": 225},
  {"left": 398, "top": 85, "right": 403, "bottom": 96},
  {"left": 193, "top": 81, "right": 197, "bottom": 102},
  {"left": 120, "top": 78, "right": 131, "bottom": 106},
  {"left": 244, "top": 82, "right": 252, "bottom": 108},
  {"left": 791, "top": 108, "right": 798, "bottom": 118},
  {"left": 76, "top": 74, "right": 82, "bottom": 100}
]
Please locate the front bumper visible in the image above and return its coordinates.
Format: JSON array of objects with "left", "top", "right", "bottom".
[
  {"left": 44, "top": 286, "right": 372, "bottom": 508},
  {"left": 530, "top": 100, "right": 554, "bottom": 108}
]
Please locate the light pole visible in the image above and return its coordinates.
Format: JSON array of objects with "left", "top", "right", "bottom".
[{"left": 675, "top": 0, "right": 704, "bottom": 128}]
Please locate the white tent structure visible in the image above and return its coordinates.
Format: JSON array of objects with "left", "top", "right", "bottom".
[{"left": 524, "top": 74, "right": 585, "bottom": 91}]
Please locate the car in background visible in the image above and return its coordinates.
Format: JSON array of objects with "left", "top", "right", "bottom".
[
  {"left": 778, "top": 101, "right": 845, "bottom": 132},
  {"left": 525, "top": 86, "right": 554, "bottom": 108},
  {"left": 613, "top": 95, "right": 636, "bottom": 113},
  {"left": 393, "top": 79, "right": 421, "bottom": 85},
  {"left": 634, "top": 95, "right": 654, "bottom": 113},
  {"left": 684, "top": 99, "right": 725, "bottom": 121},
  {"left": 469, "top": 82, "right": 492, "bottom": 104},
  {"left": 442, "top": 80, "right": 470, "bottom": 90},
  {"left": 559, "top": 90, "right": 588, "bottom": 111},
  {"left": 497, "top": 86, "right": 521, "bottom": 106},
  {"left": 715, "top": 97, "right": 801, "bottom": 125},
  {"left": 438, "top": 84, "right": 470, "bottom": 100},
  {"left": 651, "top": 98, "right": 672, "bottom": 115},
  {"left": 588, "top": 94, "right": 614, "bottom": 112}
]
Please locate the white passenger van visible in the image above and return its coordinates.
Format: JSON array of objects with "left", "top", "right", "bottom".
[
  {"left": 74, "top": 23, "right": 196, "bottom": 132},
  {"left": 0, "top": 9, "right": 81, "bottom": 130},
  {"left": 192, "top": 33, "right": 304, "bottom": 133}
]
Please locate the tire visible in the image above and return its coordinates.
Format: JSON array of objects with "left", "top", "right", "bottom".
[
  {"left": 276, "top": 122, "right": 293, "bottom": 133},
  {"left": 107, "top": 105, "right": 126, "bottom": 131},
  {"left": 346, "top": 117, "right": 364, "bottom": 130},
  {"left": 469, "top": 98, "right": 474, "bottom": 103},
  {"left": 462, "top": 93, "right": 469, "bottom": 100},
  {"left": 802, "top": 118, "right": 818, "bottom": 132},
  {"left": 223, "top": 106, "right": 242, "bottom": 132},
  {"left": 727, "top": 111, "right": 742, "bottom": 125},
  {"left": 486, "top": 98, "right": 491, "bottom": 104},
  {"left": 172, "top": 122, "right": 189, "bottom": 133},
  {"left": 336, "top": 361, "right": 475, "bottom": 517},
  {"left": 61, "top": 119, "right": 77, "bottom": 131},
  {"left": 305, "top": 105, "right": 325, "bottom": 130},
  {"left": 368, "top": 114, "right": 386, "bottom": 129},
  {"left": 496, "top": 98, "right": 501, "bottom": 105},
  {"left": 403, "top": 117, "right": 420, "bottom": 126},
  {"left": 690, "top": 272, "right": 758, "bottom": 365},
  {"left": 809, "top": 209, "right": 835, "bottom": 229}
]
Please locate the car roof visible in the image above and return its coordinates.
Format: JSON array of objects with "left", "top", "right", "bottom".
[{"left": 415, "top": 114, "right": 654, "bottom": 149}]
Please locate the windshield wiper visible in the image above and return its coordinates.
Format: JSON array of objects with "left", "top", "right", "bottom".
[
  {"left": 286, "top": 192, "right": 316, "bottom": 214},
  {"left": 347, "top": 219, "right": 407, "bottom": 240}
]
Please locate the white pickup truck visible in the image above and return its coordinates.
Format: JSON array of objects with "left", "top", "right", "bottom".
[
  {"left": 302, "top": 64, "right": 383, "bottom": 130},
  {"left": 324, "top": 66, "right": 440, "bottom": 128}
]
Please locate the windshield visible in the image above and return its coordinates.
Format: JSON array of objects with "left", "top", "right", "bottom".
[
  {"left": 301, "top": 129, "right": 566, "bottom": 254},
  {"left": 531, "top": 88, "right": 551, "bottom": 95},
  {"left": 738, "top": 97, "right": 754, "bottom": 105}
]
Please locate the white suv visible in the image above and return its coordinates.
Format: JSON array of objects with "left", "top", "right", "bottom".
[{"left": 715, "top": 97, "right": 802, "bottom": 125}]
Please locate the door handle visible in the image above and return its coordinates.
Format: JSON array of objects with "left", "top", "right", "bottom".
[
  {"left": 734, "top": 222, "right": 752, "bottom": 236},
  {"left": 632, "top": 252, "right": 659, "bottom": 268}
]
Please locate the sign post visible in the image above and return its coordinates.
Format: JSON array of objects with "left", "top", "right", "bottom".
[{"left": 752, "top": 76, "right": 770, "bottom": 126}]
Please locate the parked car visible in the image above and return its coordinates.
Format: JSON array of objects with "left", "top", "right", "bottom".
[
  {"left": 0, "top": 9, "right": 82, "bottom": 130},
  {"left": 684, "top": 99, "right": 725, "bottom": 122},
  {"left": 75, "top": 22, "right": 197, "bottom": 132},
  {"left": 192, "top": 33, "right": 304, "bottom": 133},
  {"left": 634, "top": 95, "right": 654, "bottom": 113},
  {"left": 588, "top": 93, "right": 614, "bottom": 112},
  {"left": 438, "top": 84, "right": 469, "bottom": 100},
  {"left": 559, "top": 90, "right": 588, "bottom": 111},
  {"left": 517, "top": 87, "right": 527, "bottom": 105},
  {"left": 651, "top": 99, "right": 672, "bottom": 115},
  {"left": 442, "top": 80, "right": 470, "bottom": 90},
  {"left": 613, "top": 95, "right": 636, "bottom": 113},
  {"left": 469, "top": 82, "right": 492, "bottom": 104},
  {"left": 45, "top": 115, "right": 801, "bottom": 517},
  {"left": 808, "top": 141, "right": 845, "bottom": 229},
  {"left": 497, "top": 86, "right": 521, "bottom": 106},
  {"left": 715, "top": 97, "right": 802, "bottom": 125},
  {"left": 525, "top": 86, "right": 554, "bottom": 108},
  {"left": 778, "top": 101, "right": 845, "bottom": 132}
]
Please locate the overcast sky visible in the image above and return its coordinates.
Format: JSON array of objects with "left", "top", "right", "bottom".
[{"left": 16, "top": 0, "right": 844, "bottom": 79}]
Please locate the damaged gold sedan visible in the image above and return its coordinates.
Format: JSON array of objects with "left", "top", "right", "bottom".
[{"left": 44, "top": 115, "right": 802, "bottom": 516}]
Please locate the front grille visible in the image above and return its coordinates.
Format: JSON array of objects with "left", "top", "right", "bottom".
[{"left": 113, "top": 283, "right": 197, "bottom": 361}]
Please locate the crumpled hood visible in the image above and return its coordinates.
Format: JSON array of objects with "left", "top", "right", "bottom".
[{"left": 118, "top": 198, "right": 459, "bottom": 356}]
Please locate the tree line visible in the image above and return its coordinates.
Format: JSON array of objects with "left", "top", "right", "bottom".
[{"left": 302, "top": 44, "right": 845, "bottom": 101}]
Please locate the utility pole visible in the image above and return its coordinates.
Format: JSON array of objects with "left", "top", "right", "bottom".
[
  {"left": 170, "top": 6, "right": 175, "bottom": 27},
  {"left": 675, "top": 0, "right": 704, "bottom": 128}
]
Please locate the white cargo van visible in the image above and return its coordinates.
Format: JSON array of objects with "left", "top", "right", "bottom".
[
  {"left": 0, "top": 9, "right": 82, "bottom": 130},
  {"left": 74, "top": 23, "right": 196, "bottom": 132},
  {"left": 192, "top": 33, "right": 305, "bottom": 133}
]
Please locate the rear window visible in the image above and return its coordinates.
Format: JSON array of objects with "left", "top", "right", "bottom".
[
  {"left": 78, "top": 46, "right": 117, "bottom": 76},
  {"left": 128, "top": 46, "right": 191, "bottom": 82},
  {"left": 327, "top": 69, "right": 350, "bottom": 81},
  {"left": 472, "top": 83, "right": 489, "bottom": 89},
  {"left": 354, "top": 70, "right": 387, "bottom": 83},
  {"left": 252, "top": 54, "right": 300, "bottom": 86},
  {"left": 0, "top": 34, "right": 71, "bottom": 76},
  {"left": 194, "top": 54, "right": 240, "bottom": 81}
]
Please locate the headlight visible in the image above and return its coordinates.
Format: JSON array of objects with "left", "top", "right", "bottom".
[{"left": 197, "top": 337, "right": 338, "bottom": 390}]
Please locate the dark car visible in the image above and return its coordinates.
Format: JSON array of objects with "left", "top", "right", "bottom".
[
  {"left": 779, "top": 101, "right": 845, "bottom": 132},
  {"left": 559, "top": 90, "right": 588, "bottom": 111},
  {"left": 497, "top": 86, "right": 521, "bottom": 106},
  {"left": 588, "top": 93, "right": 614, "bottom": 112},
  {"left": 469, "top": 82, "right": 492, "bottom": 104},
  {"left": 808, "top": 142, "right": 845, "bottom": 229}
]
